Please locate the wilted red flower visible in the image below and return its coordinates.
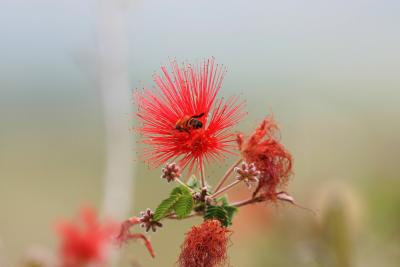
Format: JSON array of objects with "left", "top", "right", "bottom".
[
  {"left": 178, "top": 219, "right": 231, "bottom": 267},
  {"left": 136, "top": 58, "right": 245, "bottom": 170},
  {"left": 57, "top": 207, "right": 116, "bottom": 267},
  {"left": 116, "top": 216, "right": 156, "bottom": 258},
  {"left": 237, "top": 116, "right": 293, "bottom": 200}
]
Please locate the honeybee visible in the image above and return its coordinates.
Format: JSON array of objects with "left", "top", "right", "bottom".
[{"left": 175, "top": 113, "right": 205, "bottom": 132}]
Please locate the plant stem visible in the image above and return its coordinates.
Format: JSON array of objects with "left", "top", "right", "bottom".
[
  {"left": 200, "top": 164, "right": 206, "bottom": 188},
  {"left": 165, "top": 212, "right": 201, "bottom": 220},
  {"left": 210, "top": 179, "right": 242, "bottom": 198},
  {"left": 231, "top": 196, "right": 265, "bottom": 208},
  {"left": 175, "top": 178, "right": 195, "bottom": 193},
  {"left": 214, "top": 158, "right": 242, "bottom": 192}
]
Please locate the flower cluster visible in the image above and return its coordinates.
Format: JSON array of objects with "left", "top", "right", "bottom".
[
  {"left": 234, "top": 162, "right": 260, "bottom": 188},
  {"left": 115, "top": 58, "right": 297, "bottom": 267},
  {"left": 48, "top": 59, "right": 299, "bottom": 267},
  {"left": 161, "top": 162, "right": 181, "bottom": 182},
  {"left": 139, "top": 208, "right": 163, "bottom": 232}
]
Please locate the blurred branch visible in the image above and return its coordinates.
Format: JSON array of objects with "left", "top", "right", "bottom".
[{"left": 96, "top": 0, "right": 134, "bottom": 265}]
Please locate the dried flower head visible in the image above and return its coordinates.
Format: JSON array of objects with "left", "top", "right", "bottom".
[
  {"left": 161, "top": 162, "right": 181, "bottom": 182},
  {"left": 234, "top": 162, "right": 260, "bottom": 188},
  {"left": 139, "top": 209, "right": 163, "bottom": 232},
  {"left": 237, "top": 116, "right": 293, "bottom": 200},
  {"left": 178, "top": 219, "right": 231, "bottom": 267},
  {"left": 57, "top": 207, "right": 116, "bottom": 267},
  {"left": 136, "top": 58, "right": 245, "bottom": 171}
]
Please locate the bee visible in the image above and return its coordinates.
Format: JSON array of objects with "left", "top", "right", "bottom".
[{"left": 175, "top": 113, "right": 205, "bottom": 133}]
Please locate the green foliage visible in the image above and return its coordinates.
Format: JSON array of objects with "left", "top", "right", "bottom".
[
  {"left": 223, "top": 205, "right": 238, "bottom": 226},
  {"left": 204, "top": 202, "right": 238, "bottom": 227},
  {"left": 153, "top": 194, "right": 180, "bottom": 221},
  {"left": 204, "top": 205, "right": 228, "bottom": 225},
  {"left": 171, "top": 185, "right": 190, "bottom": 196},
  {"left": 153, "top": 186, "right": 194, "bottom": 221},
  {"left": 174, "top": 194, "right": 194, "bottom": 219}
]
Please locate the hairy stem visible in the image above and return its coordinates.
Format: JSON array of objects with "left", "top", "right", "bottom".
[
  {"left": 166, "top": 212, "right": 201, "bottom": 220},
  {"left": 210, "top": 179, "right": 242, "bottom": 198},
  {"left": 231, "top": 196, "right": 265, "bottom": 208},
  {"left": 200, "top": 164, "right": 206, "bottom": 188},
  {"left": 214, "top": 158, "right": 242, "bottom": 192}
]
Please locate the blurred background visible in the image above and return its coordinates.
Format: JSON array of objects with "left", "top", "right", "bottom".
[{"left": 1, "top": 0, "right": 400, "bottom": 266}]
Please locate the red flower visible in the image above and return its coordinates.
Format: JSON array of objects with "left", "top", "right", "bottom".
[
  {"left": 237, "top": 116, "right": 293, "bottom": 200},
  {"left": 57, "top": 207, "right": 116, "bottom": 267},
  {"left": 136, "top": 58, "right": 245, "bottom": 170},
  {"left": 178, "top": 219, "right": 231, "bottom": 267}
]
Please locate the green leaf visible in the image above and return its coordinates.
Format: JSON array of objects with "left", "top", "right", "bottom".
[
  {"left": 204, "top": 205, "right": 229, "bottom": 226},
  {"left": 223, "top": 205, "right": 238, "bottom": 226},
  {"left": 170, "top": 185, "right": 191, "bottom": 196},
  {"left": 170, "top": 187, "right": 183, "bottom": 196},
  {"left": 204, "top": 203, "right": 238, "bottom": 227},
  {"left": 153, "top": 186, "right": 195, "bottom": 221},
  {"left": 174, "top": 194, "right": 194, "bottom": 219},
  {"left": 153, "top": 194, "right": 180, "bottom": 221}
]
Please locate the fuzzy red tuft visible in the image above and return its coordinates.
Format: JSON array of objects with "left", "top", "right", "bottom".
[
  {"left": 57, "top": 207, "right": 116, "bottom": 267},
  {"left": 178, "top": 219, "right": 231, "bottom": 267},
  {"left": 237, "top": 116, "right": 293, "bottom": 200},
  {"left": 136, "top": 58, "right": 245, "bottom": 171}
]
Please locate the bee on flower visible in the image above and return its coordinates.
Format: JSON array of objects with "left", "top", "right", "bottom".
[
  {"left": 135, "top": 58, "right": 245, "bottom": 171},
  {"left": 116, "top": 58, "right": 302, "bottom": 267}
]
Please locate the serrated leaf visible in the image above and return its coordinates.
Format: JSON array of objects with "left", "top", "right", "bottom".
[
  {"left": 204, "top": 204, "right": 238, "bottom": 227},
  {"left": 204, "top": 205, "right": 229, "bottom": 226},
  {"left": 153, "top": 194, "right": 180, "bottom": 221},
  {"left": 174, "top": 194, "right": 194, "bottom": 219},
  {"left": 223, "top": 205, "right": 238, "bottom": 226},
  {"left": 170, "top": 187, "right": 183, "bottom": 196}
]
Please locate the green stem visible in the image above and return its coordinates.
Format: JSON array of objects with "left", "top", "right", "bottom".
[
  {"left": 175, "top": 178, "right": 194, "bottom": 193},
  {"left": 165, "top": 212, "right": 201, "bottom": 220}
]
